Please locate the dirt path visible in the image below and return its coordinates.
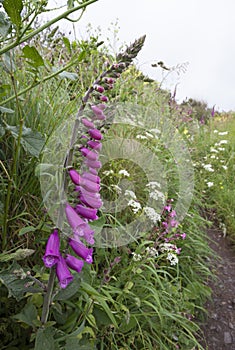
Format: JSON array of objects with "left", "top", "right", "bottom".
[{"left": 199, "top": 225, "right": 235, "bottom": 350}]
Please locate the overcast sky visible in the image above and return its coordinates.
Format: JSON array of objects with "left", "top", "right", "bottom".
[{"left": 48, "top": 0, "right": 235, "bottom": 112}]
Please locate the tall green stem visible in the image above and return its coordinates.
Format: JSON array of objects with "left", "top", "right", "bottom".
[
  {"left": 41, "top": 267, "right": 56, "bottom": 325},
  {"left": 0, "top": 0, "right": 98, "bottom": 56}
]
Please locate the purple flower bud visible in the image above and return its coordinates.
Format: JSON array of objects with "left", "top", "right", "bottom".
[
  {"left": 88, "top": 128, "right": 103, "bottom": 140},
  {"left": 94, "top": 84, "right": 104, "bottom": 93},
  {"left": 80, "top": 147, "right": 99, "bottom": 161},
  {"left": 69, "top": 238, "right": 93, "bottom": 264},
  {"left": 84, "top": 159, "right": 102, "bottom": 169},
  {"left": 87, "top": 140, "right": 102, "bottom": 151},
  {"left": 164, "top": 205, "right": 171, "bottom": 212},
  {"left": 91, "top": 105, "right": 103, "bottom": 116},
  {"left": 65, "top": 203, "right": 86, "bottom": 235},
  {"left": 181, "top": 233, "right": 186, "bottom": 239},
  {"left": 82, "top": 171, "right": 100, "bottom": 183},
  {"left": 100, "top": 95, "right": 108, "bottom": 102},
  {"left": 65, "top": 254, "right": 84, "bottom": 273},
  {"left": 170, "top": 219, "right": 179, "bottom": 228},
  {"left": 43, "top": 229, "right": 60, "bottom": 268},
  {"left": 56, "top": 256, "right": 74, "bottom": 289},
  {"left": 89, "top": 168, "right": 98, "bottom": 175},
  {"left": 169, "top": 210, "right": 176, "bottom": 218},
  {"left": 79, "top": 177, "right": 100, "bottom": 192},
  {"left": 75, "top": 204, "right": 98, "bottom": 220},
  {"left": 83, "top": 230, "right": 95, "bottom": 245},
  {"left": 82, "top": 118, "right": 95, "bottom": 129},
  {"left": 69, "top": 169, "right": 81, "bottom": 185},
  {"left": 76, "top": 185, "right": 101, "bottom": 199},
  {"left": 97, "top": 103, "right": 106, "bottom": 110}
]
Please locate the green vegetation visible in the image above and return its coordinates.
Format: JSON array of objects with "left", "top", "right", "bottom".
[{"left": 0, "top": 1, "right": 235, "bottom": 349}]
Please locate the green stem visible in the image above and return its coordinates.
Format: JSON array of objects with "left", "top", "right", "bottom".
[
  {"left": 41, "top": 267, "right": 56, "bottom": 325},
  {"left": 0, "top": 60, "right": 76, "bottom": 106},
  {"left": 0, "top": 0, "right": 98, "bottom": 56}
]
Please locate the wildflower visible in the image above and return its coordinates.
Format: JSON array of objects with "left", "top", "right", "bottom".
[
  {"left": 162, "top": 221, "right": 168, "bottom": 229},
  {"left": 65, "top": 204, "right": 86, "bottom": 235},
  {"left": 145, "top": 131, "right": 154, "bottom": 138},
  {"left": 81, "top": 118, "right": 95, "bottom": 129},
  {"left": 146, "top": 181, "right": 161, "bottom": 189},
  {"left": 149, "top": 190, "right": 165, "bottom": 201},
  {"left": 88, "top": 128, "right": 103, "bottom": 140},
  {"left": 219, "top": 140, "right": 228, "bottom": 145},
  {"left": 80, "top": 147, "right": 99, "bottom": 161},
  {"left": 159, "top": 243, "right": 176, "bottom": 252},
  {"left": 79, "top": 192, "right": 103, "bottom": 209},
  {"left": 181, "top": 233, "right": 186, "bottom": 239},
  {"left": 125, "top": 190, "right": 136, "bottom": 199},
  {"left": 206, "top": 182, "right": 214, "bottom": 188},
  {"left": 164, "top": 205, "right": 171, "bottom": 212},
  {"left": 166, "top": 253, "right": 179, "bottom": 266},
  {"left": 87, "top": 140, "right": 102, "bottom": 150},
  {"left": 110, "top": 184, "right": 122, "bottom": 194},
  {"left": 100, "top": 95, "right": 108, "bottom": 102},
  {"left": 56, "top": 256, "right": 74, "bottom": 289},
  {"left": 218, "top": 131, "right": 228, "bottom": 136},
  {"left": 170, "top": 219, "right": 179, "bottom": 228},
  {"left": 136, "top": 134, "right": 148, "bottom": 139},
  {"left": 82, "top": 171, "right": 100, "bottom": 183},
  {"left": 217, "top": 147, "right": 225, "bottom": 151},
  {"left": 69, "top": 169, "right": 81, "bottom": 185},
  {"left": 118, "top": 169, "right": 130, "bottom": 177},
  {"left": 213, "top": 129, "right": 218, "bottom": 133},
  {"left": 91, "top": 105, "right": 106, "bottom": 120},
  {"left": 169, "top": 210, "right": 176, "bottom": 218},
  {"left": 84, "top": 159, "right": 102, "bottom": 169},
  {"left": 210, "top": 148, "right": 219, "bottom": 153},
  {"left": 69, "top": 238, "right": 93, "bottom": 264},
  {"left": 128, "top": 199, "right": 142, "bottom": 213},
  {"left": 132, "top": 252, "right": 142, "bottom": 261},
  {"left": 75, "top": 204, "right": 98, "bottom": 221},
  {"left": 102, "top": 170, "right": 114, "bottom": 176},
  {"left": 222, "top": 165, "right": 228, "bottom": 170},
  {"left": 65, "top": 254, "right": 84, "bottom": 273},
  {"left": 43, "top": 229, "right": 60, "bottom": 268},
  {"left": 93, "top": 84, "right": 104, "bottom": 93},
  {"left": 89, "top": 168, "right": 98, "bottom": 175},
  {"left": 202, "top": 164, "right": 214, "bottom": 172},
  {"left": 144, "top": 206, "right": 161, "bottom": 224},
  {"left": 146, "top": 246, "right": 158, "bottom": 257}
]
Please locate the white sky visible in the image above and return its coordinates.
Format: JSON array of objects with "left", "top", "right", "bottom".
[{"left": 48, "top": 0, "right": 235, "bottom": 112}]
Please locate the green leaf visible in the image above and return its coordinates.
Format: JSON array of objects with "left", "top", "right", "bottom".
[
  {"left": 63, "top": 37, "right": 71, "bottom": 54},
  {"left": 6, "top": 125, "right": 45, "bottom": 157},
  {"left": 18, "top": 226, "right": 37, "bottom": 236},
  {"left": 0, "top": 11, "right": 11, "bottom": 37},
  {"left": 2, "top": 52, "right": 16, "bottom": 72},
  {"left": 0, "top": 106, "right": 14, "bottom": 114},
  {"left": 13, "top": 303, "right": 37, "bottom": 327},
  {"left": 0, "top": 248, "right": 35, "bottom": 261},
  {"left": 0, "top": 83, "right": 11, "bottom": 97},
  {"left": 35, "top": 327, "right": 55, "bottom": 350},
  {"left": 54, "top": 274, "right": 81, "bottom": 301},
  {"left": 58, "top": 70, "right": 78, "bottom": 80},
  {"left": 2, "top": 0, "right": 23, "bottom": 31},
  {"left": 0, "top": 261, "right": 41, "bottom": 301},
  {"left": 22, "top": 45, "right": 45, "bottom": 68}
]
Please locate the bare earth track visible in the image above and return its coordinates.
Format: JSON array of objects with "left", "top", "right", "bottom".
[{"left": 199, "top": 225, "right": 235, "bottom": 350}]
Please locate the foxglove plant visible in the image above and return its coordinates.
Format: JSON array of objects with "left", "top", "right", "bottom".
[{"left": 41, "top": 35, "right": 146, "bottom": 325}]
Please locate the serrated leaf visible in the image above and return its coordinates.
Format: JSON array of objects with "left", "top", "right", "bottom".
[
  {"left": 6, "top": 125, "right": 45, "bottom": 157},
  {"left": 0, "top": 261, "right": 41, "bottom": 300},
  {"left": 35, "top": 327, "right": 55, "bottom": 350},
  {"left": 2, "top": 0, "right": 23, "bottom": 31},
  {"left": 0, "top": 11, "right": 11, "bottom": 37},
  {"left": 13, "top": 303, "right": 37, "bottom": 327},
  {"left": 22, "top": 45, "right": 44, "bottom": 68},
  {"left": 0, "top": 106, "right": 14, "bottom": 114},
  {"left": 58, "top": 70, "right": 78, "bottom": 80}
]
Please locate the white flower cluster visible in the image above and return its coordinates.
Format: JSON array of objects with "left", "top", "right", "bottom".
[
  {"left": 149, "top": 189, "right": 165, "bottom": 202},
  {"left": 146, "top": 181, "right": 161, "bottom": 189},
  {"left": 128, "top": 199, "right": 142, "bottom": 214},
  {"left": 146, "top": 246, "right": 158, "bottom": 257},
  {"left": 206, "top": 181, "right": 214, "bottom": 188},
  {"left": 110, "top": 184, "right": 122, "bottom": 194},
  {"left": 143, "top": 206, "right": 161, "bottom": 224},
  {"left": 159, "top": 243, "right": 176, "bottom": 252},
  {"left": 166, "top": 253, "right": 179, "bottom": 266},
  {"left": 132, "top": 252, "right": 142, "bottom": 261},
  {"left": 218, "top": 131, "right": 228, "bottom": 136},
  {"left": 125, "top": 190, "right": 136, "bottom": 199},
  {"left": 202, "top": 163, "right": 214, "bottom": 172},
  {"left": 118, "top": 169, "right": 130, "bottom": 177},
  {"left": 103, "top": 170, "right": 114, "bottom": 176}
]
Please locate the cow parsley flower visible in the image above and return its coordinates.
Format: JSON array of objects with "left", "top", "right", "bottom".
[
  {"left": 166, "top": 253, "right": 179, "bottom": 266},
  {"left": 118, "top": 169, "right": 130, "bottom": 177},
  {"left": 125, "top": 190, "right": 137, "bottom": 199},
  {"left": 128, "top": 199, "right": 142, "bottom": 213},
  {"left": 144, "top": 206, "right": 161, "bottom": 224}
]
